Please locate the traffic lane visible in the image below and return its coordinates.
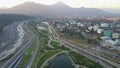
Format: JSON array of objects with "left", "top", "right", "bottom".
[
  {"left": 11, "top": 22, "right": 35, "bottom": 68},
  {"left": 2, "top": 22, "right": 34, "bottom": 68},
  {"left": 0, "top": 23, "right": 19, "bottom": 54}
]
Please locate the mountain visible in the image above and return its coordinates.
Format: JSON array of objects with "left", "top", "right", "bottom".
[
  {"left": 0, "top": 14, "right": 33, "bottom": 30},
  {"left": 101, "top": 8, "right": 120, "bottom": 14},
  {"left": 0, "top": 2, "right": 119, "bottom": 17}
]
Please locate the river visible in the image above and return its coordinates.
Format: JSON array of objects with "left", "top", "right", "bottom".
[{"left": 49, "top": 54, "right": 75, "bottom": 68}]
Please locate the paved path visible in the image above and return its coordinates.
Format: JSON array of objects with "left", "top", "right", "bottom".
[{"left": 40, "top": 51, "right": 68, "bottom": 68}]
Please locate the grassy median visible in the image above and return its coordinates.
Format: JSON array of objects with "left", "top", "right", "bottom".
[
  {"left": 68, "top": 51, "right": 103, "bottom": 68},
  {"left": 20, "top": 38, "right": 36, "bottom": 68},
  {"left": 31, "top": 27, "right": 50, "bottom": 68}
]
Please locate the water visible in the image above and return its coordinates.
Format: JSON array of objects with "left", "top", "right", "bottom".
[{"left": 50, "top": 54, "right": 75, "bottom": 68}]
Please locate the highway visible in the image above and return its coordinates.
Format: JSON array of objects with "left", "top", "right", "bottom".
[
  {"left": 0, "top": 22, "right": 18, "bottom": 45},
  {"left": 24, "top": 23, "right": 40, "bottom": 68},
  {"left": 0, "top": 22, "right": 20, "bottom": 60},
  {"left": 0, "top": 21, "right": 37, "bottom": 68}
]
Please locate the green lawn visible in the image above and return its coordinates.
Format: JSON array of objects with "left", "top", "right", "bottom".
[
  {"left": 37, "top": 50, "right": 60, "bottom": 68},
  {"left": 20, "top": 38, "right": 36, "bottom": 68},
  {"left": 32, "top": 29, "right": 49, "bottom": 68},
  {"left": 32, "top": 38, "right": 48, "bottom": 68},
  {"left": 50, "top": 40, "right": 60, "bottom": 48},
  {"left": 50, "top": 40, "right": 70, "bottom": 50},
  {"left": 68, "top": 51, "right": 103, "bottom": 68}
]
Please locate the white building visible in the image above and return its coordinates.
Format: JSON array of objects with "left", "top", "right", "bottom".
[
  {"left": 93, "top": 25, "right": 99, "bottom": 31},
  {"left": 101, "top": 39, "right": 115, "bottom": 46},
  {"left": 115, "top": 39, "right": 120, "bottom": 42},
  {"left": 101, "top": 36, "right": 120, "bottom": 46},
  {"left": 88, "top": 26, "right": 93, "bottom": 31},
  {"left": 41, "top": 22, "right": 49, "bottom": 25},
  {"left": 114, "top": 39, "right": 120, "bottom": 46},
  {"left": 69, "top": 20, "right": 76, "bottom": 25},
  {"left": 77, "top": 22, "right": 81, "bottom": 27},
  {"left": 101, "top": 36, "right": 111, "bottom": 41},
  {"left": 112, "top": 33, "right": 120, "bottom": 39},
  {"left": 97, "top": 29, "right": 104, "bottom": 34},
  {"left": 66, "top": 23, "right": 69, "bottom": 26},
  {"left": 77, "top": 22, "right": 85, "bottom": 28},
  {"left": 101, "top": 23, "right": 109, "bottom": 27}
]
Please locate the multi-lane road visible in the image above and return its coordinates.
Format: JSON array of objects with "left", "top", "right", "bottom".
[
  {"left": 0, "top": 23, "right": 18, "bottom": 54},
  {"left": 0, "top": 21, "right": 39, "bottom": 68},
  {"left": 0, "top": 22, "right": 20, "bottom": 60}
]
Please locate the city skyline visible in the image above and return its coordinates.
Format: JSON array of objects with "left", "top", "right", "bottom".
[{"left": 0, "top": 0, "right": 120, "bottom": 9}]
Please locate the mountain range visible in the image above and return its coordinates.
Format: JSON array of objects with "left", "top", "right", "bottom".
[{"left": 0, "top": 2, "right": 120, "bottom": 17}]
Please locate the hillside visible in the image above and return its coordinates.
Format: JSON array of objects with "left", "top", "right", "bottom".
[
  {"left": 0, "top": 2, "right": 119, "bottom": 17},
  {"left": 0, "top": 14, "right": 33, "bottom": 31}
]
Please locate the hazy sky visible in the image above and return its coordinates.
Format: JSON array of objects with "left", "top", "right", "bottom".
[{"left": 0, "top": 0, "right": 120, "bottom": 9}]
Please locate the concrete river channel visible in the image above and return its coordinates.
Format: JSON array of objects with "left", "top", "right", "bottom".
[{"left": 49, "top": 54, "right": 75, "bottom": 68}]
